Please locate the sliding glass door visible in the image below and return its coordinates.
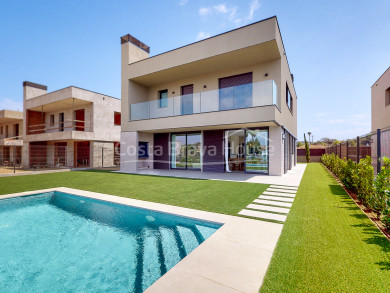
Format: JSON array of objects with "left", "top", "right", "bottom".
[
  {"left": 171, "top": 133, "right": 201, "bottom": 169},
  {"left": 245, "top": 129, "right": 268, "bottom": 173},
  {"left": 225, "top": 128, "right": 269, "bottom": 174}
]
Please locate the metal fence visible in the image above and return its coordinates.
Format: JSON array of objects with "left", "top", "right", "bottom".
[{"left": 325, "top": 126, "right": 390, "bottom": 174}]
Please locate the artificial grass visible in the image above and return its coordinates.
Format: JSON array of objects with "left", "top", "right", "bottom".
[
  {"left": 260, "top": 163, "right": 390, "bottom": 293},
  {"left": 0, "top": 170, "right": 268, "bottom": 216}
]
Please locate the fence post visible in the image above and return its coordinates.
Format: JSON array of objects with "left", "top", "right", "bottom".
[
  {"left": 356, "top": 136, "right": 360, "bottom": 163},
  {"left": 340, "top": 143, "right": 342, "bottom": 158},
  {"left": 377, "top": 129, "right": 381, "bottom": 174},
  {"left": 346, "top": 141, "right": 349, "bottom": 160},
  {"left": 102, "top": 147, "right": 104, "bottom": 168}
]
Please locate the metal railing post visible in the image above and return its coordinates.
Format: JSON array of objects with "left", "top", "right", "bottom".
[
  {"left": 356, "top": 136, "right": 360, "bottom": 163},
  {"left": 377, "top": 129, "right": 381, "bottom": 173}
]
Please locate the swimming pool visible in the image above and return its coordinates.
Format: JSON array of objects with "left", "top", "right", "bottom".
[{"left": 0, "top": 191, "right": 221, "bottom": 292}]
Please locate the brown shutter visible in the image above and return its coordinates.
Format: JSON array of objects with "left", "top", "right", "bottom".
[
  {"left": 219, "top": 72, "right": 252, "bottom": 89},
  {"left": 154, "top": 133, "right": 170, "bottom": 169},
  {"left": 203, "top": 130, "right": 225, "bottom": 172}
]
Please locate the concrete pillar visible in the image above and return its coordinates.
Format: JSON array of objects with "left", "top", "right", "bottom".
[
  {"left": 22, "top": 142, "right": 29, "bottom": 168},
  {"left": 67, "top": 141, "right": 74, "bottom": 167},
  {"left": 269, "top": 126, "right": 283, "bottom": 176},
  {"left": 120, "top": 131, "right": 138, "bottom": 172}
]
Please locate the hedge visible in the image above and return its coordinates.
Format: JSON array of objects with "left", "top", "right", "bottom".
[{"left": 321, "top": 153, "right": 390, "bottom": 228}]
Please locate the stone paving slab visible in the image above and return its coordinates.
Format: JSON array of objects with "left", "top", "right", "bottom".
[
  {"left": 263, "top": 191, "right": 296, "bottom": 198},
  {"left": 269, "top": 185, "right": 298, "bottom": 190},
  {"left": 266, "top": 188, "right": 297, "bottom": 194},
  {"left": 253, "top": 199, "right": 293, "bottom": 208},
  {"left": 246, "top": 203, "right": 290, "bottom": 214},
  {"left": 238, "top": 209, "right": 287, "bottom": 222},
  {"left": 259, "top": 195, "right": 294, "bottom": 203}
]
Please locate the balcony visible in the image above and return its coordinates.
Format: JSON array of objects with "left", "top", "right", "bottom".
[
  {"left": 130, "top": 80, "right": 278, "bottom": 121},
  {"left": 28, "top": 120, "right": 92, "bottom": 135},
  {"left": 0, "top": 136, "right": 23, "bottom": 146}
]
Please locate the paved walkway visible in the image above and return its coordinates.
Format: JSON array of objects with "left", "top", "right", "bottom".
[
  {"left": 238, "top": 184, "right": 298, "bottom": 223},
  {"left": 117, "top": 164, "right": 307, "bottom": 186}
]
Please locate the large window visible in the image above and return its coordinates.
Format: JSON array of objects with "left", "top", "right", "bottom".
[
  {"left": 219, "top": 73, "right": 253, "bottom": 111},
  {"left": 171, "top": 133, "right": 201, "bottom": 169},
  {"left": 245, "top": 129, "right": 269, "bottom": 173},
  {"left": 159, "top": 89, "right": 168, "bottom": 108}
]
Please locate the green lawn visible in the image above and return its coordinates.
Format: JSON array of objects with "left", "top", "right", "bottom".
[
  {"left": 261, "top": 163, "right": 390, "bottom": 293},
  {"left": 0, "top": 170, "right": 267, "bottom": 216}
]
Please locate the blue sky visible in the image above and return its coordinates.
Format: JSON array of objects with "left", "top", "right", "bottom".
[{"left": 1, "top": 0, "right": 389, "bottom": 141}]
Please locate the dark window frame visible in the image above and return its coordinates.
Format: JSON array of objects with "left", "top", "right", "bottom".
[
  {"left": 59, "top": 113, "right": 64, "bottom": 132},
  {"left": 385, "top": 87, "right": 390, "bottom": 106},
  {"left": 159, "top": 89, "right": 168, "bottom": 108},
  {"left": 50, "top": 114, "right": 55, "bottom": 126},
  {"left": 286, "top": 83, "right": 293, "bottom": 114},
  {"left": 138, "top": 141, "right": 149, "bottom": 158},
  {"left": 114, "top": 111, "right": 121, "bottom": 126}
]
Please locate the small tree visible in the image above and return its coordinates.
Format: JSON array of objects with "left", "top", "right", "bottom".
[{"left": 304, "top": 133, "right": 310, "bottom": 163}]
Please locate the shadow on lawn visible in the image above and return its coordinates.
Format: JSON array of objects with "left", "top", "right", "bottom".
[{"left": 327, "top": 180, "right": 390, "bottom": 271}]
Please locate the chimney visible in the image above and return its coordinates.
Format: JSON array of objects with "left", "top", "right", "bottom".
[
  {"left": 120, "top": 34, "right": 150, "bottom": 65},
  {"left": 23, "top": 81, "right": 47, "bottom": 100}
]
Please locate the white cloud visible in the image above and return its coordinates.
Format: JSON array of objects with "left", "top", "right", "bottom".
[
  {"left": 196, "top": 31, "right": 211, "bottom": 41},
  {"left": 198, "top": 2, "right": 260, "bottom": 27},
  {"left": 179, "top": 0, "right": 188, "bottom": 6},
  {"left": 214, "top": 4, "right": 229, "bottom": 14},
  {"left": 199, "top": 7, "right": 211, "bottom": 16},
  {"left": 0, "top": 98, "right": 22, "bottom": 111},
  {"left": 246, "top": 0, "right": 260, "bottom": 21},
  {"left": 315, "top": 112, "right": 327, "bottom": 118}
]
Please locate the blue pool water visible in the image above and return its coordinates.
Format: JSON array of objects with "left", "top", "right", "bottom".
[{"left": 0, "top": 192, "right": 221, "bottom": 292}]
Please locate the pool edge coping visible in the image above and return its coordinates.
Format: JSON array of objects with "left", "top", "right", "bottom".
[{"left": 1, "top": 187, "right": 283, "bottom": 293}]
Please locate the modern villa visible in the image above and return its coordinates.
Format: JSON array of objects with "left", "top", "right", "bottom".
[
  {"left": 22, "top": 82, "right": 121, "bottom": 168},
  {"left": 0, "top": 110, "right": 23, "bottom": 165},
  {"left": 120, "top": 16, "right": 297, "bottom": 176}
]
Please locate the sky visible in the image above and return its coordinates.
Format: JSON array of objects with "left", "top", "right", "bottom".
[{"left": 1, "top": 0, "right": 390, "bottom": 141}]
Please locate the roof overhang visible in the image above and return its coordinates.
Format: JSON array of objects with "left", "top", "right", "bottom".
[
  {"left": 28, "top": 98, "right": 92, "bottom": 112},
  {"left": 130, "top": 40, "right": 280, "bottom": 87},
  {"left": 0, "top": 110, "right": 23, "bottom": 124}
]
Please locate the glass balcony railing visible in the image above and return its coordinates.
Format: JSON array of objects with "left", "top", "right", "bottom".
[{"left": 130, "top": 80, "right": 278, "bottom": 121}]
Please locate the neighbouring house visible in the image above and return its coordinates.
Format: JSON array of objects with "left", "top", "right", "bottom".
[
  {"left": 22, "top": 82, "right": 121, "bottom": 168},
  {"left": 0, "top": 110, "right": 23, "bottom": 166},
  {"left": 371, "top": 66, "right": 390, "bottom": 167},
  {"left": 120, "top": 16, "right": 297, "bottom": 176},
  {"left": 372, "top": 66, "right": 390, "bottom": 131}
]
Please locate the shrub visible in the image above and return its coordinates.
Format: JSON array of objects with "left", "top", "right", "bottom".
[
  {"left": 321, "top": 153, "right": 390, "bottom": 228},
  {"left": 372, "top": 157, "right": 390, "bottom": 213},
  {"left": 304, "top": 134, "right": 310, "bottom": 163}
]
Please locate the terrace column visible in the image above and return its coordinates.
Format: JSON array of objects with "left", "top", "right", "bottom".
[{"left": 120, "top": 131, "right": 138, "bottom": 172}]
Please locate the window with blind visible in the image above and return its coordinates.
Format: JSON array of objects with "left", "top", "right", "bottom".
[{"left": 219, "top": 72, "right": 253, "bottom": 111}]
